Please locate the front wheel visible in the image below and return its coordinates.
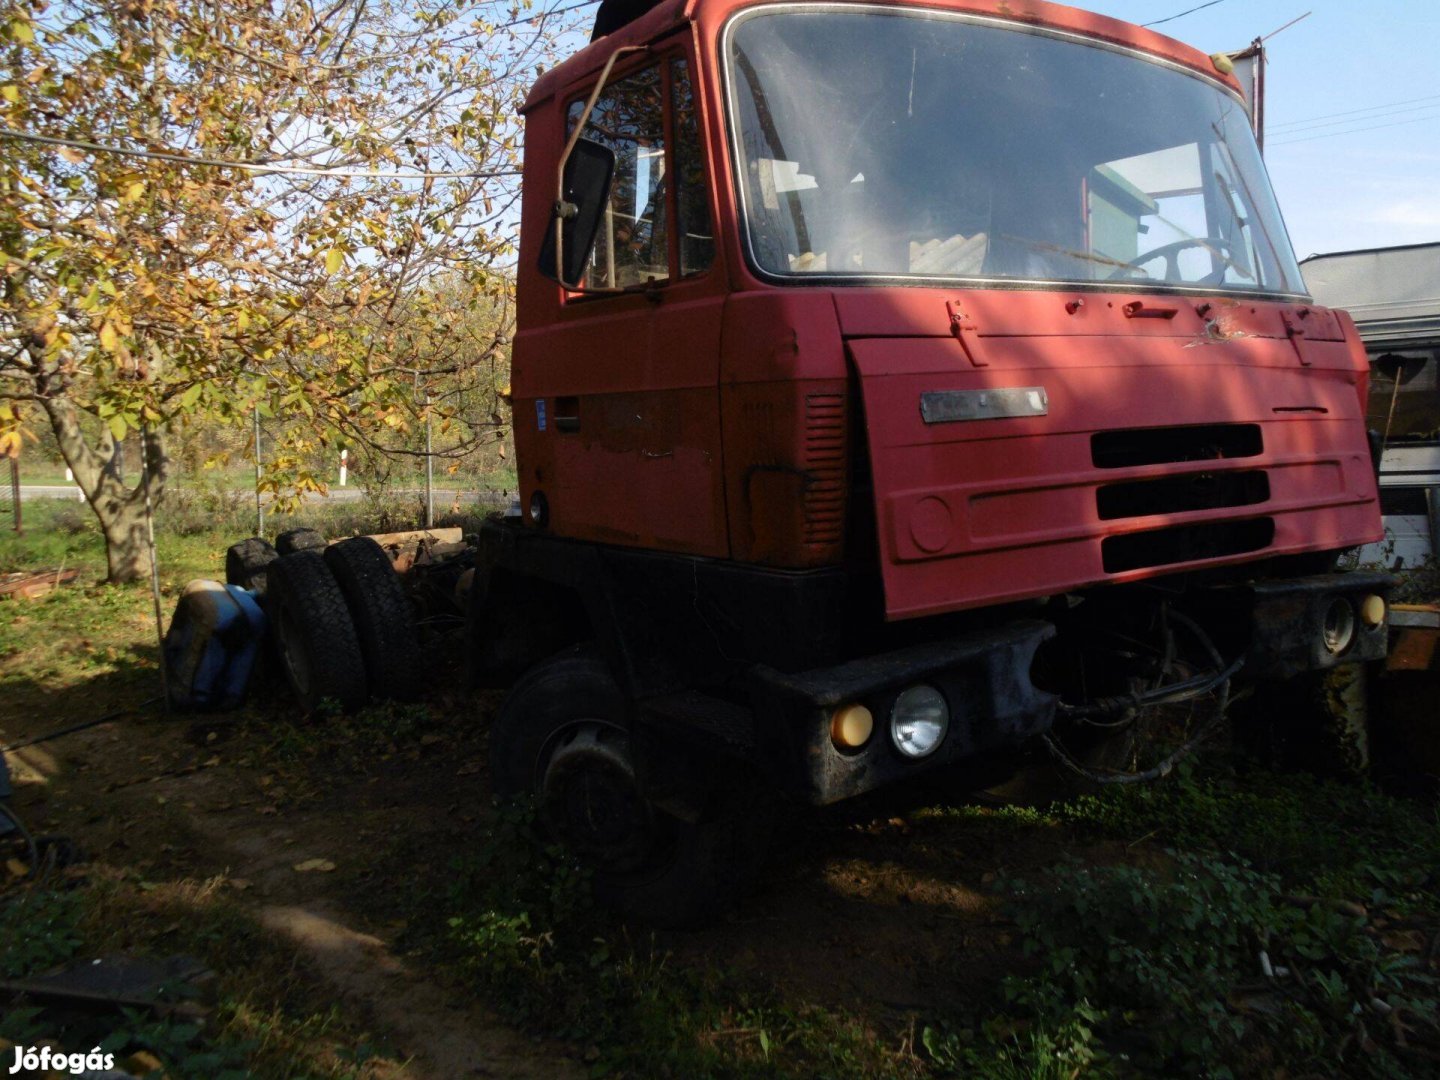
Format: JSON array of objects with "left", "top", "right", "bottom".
[
  {"left": 1233, "top": 665, "right": 1370, "bottom": 780},
  {"left": 489, "top": 649, "right": 771, "bottom": 927}
]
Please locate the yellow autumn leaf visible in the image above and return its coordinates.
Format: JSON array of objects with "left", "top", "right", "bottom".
[
  {"left": 308, "top": 332, "right": 330, "bottom": 349},
  {"left": 122, "top": 181, "right": 145, "bottom": 202},
  {"left": 0, "top": 85, "right": 19, "bottom": 103},
  {"left": 7, "top": 19, "right": 34, "bottom": 45},
  {"left": 98, "top": 321, "right": 118, "bottom": 353},
  {"left": 324, "top": 248, "right": 344, "bottom": 275}
]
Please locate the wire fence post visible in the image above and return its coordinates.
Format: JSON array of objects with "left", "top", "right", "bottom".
[
  {"left": 424, "top": 398, "right": 434, "bottom": 529},
  {"left": 253, "top": 405, "right": 263, "bottom": 538},
  {"left": 140, "top": 425, "right": 170, "bottom": 716},
  {"left": 415, "top": 370, "right": 433, "bottom": 528},
  {"left": 7, "top": 456, "right": 20, "bottom": 535}
]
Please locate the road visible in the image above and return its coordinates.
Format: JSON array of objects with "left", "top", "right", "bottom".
[{"left": 12, "top": 485, "right": 509, "bottom": 504}]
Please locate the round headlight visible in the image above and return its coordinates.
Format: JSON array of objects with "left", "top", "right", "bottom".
[
  {"left": 1322, "top": 597, "right": 1355, "bottom": 655},
  {"left": 890, "top": 685, "right": 949, "bottom": 758}
]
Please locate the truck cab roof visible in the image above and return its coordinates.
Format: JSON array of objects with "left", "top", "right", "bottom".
[{"left": 521, "top": 0, "right": 1244, "bottom": 113}]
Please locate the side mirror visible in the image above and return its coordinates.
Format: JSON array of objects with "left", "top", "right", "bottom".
[{"left": 539, "top": 138, "right": 616, "bottom": 288}]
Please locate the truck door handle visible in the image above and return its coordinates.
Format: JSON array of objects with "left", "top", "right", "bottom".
[
  {"left": 554, "top": 396, "right": 580, "bottom": 433},
  {"left": 1122, "top": 300, "right": 1179, "bottom": 320}
]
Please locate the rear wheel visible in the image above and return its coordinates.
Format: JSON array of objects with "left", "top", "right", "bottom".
[
  {"left": 266, "top": 551, "right": 368, "bottom": 712},
  {"left": 489, "top": 649, "right": 771, "bottom": 927}
]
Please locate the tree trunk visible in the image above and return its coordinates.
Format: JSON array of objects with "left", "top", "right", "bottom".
[
  {"left": 38, "top": 391, "right": 169, "bottom": 584},
  {"left": 102, "top": 497, "right": 155, "bottom": 583}
]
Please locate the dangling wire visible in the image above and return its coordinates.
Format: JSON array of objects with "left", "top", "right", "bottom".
[{"left": 1044, "top": 607, "right": 1243, "bottom": 784}]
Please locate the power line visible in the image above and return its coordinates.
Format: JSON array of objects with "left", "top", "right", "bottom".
[
  {"left": 0, "top": 129, "right": 520, "bottom": 179},
  {"left": 1260, "top": 11, "right": 1311, "bottom": 42},
  {"left": 1268, "top": 111, "right": 1440, "bottom": 147},
  {"left": 1269, "top": 93, "right": 1440, "bottom": 131},
  {"left": 496, "top": 0, "right": 597, "bottom": 29},
  {"left": 1269, "top": 102, "right": 1440, "bottom": 138},
  {"left": 1142, "top": 0, "right": 1227, "bottom": 29}
]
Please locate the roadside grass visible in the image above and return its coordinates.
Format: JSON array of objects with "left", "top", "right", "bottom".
[
  {"left": 7, "top": 461, "right": 518, "bottom": 494},
  {"left": 3, "top": 505, "right": 1438, "bottom": 1077}
]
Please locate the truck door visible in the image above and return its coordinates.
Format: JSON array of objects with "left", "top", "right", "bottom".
[{"left": 523, "top": 50, "right": 727, "bottom": 557}]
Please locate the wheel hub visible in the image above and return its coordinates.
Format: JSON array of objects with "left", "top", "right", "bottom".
[{"left": 540, "top": 725, "right": 660, "bottom": 873}]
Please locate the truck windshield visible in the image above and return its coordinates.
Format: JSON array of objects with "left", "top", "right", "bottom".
[{"left": 725, "top": 8, "right": 1304, "bottom": 295}]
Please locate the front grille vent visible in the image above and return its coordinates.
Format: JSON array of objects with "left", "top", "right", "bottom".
[
  {"left": 1102, "top": 518, "right": 1275, "bottom": 573},
  {"left": 1096, "top": 470, "right": 1270, "bottom": 521},
  {"left": 1092, "top": 423, "right": 1263, "bottom": 469},
  {"left": 802, "top": 393, "right": 846, "bottom": 546}
]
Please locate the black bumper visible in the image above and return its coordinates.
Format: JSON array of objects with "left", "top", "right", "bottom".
[
  {"left": 742, "top": 572, "right": 1395, "bottom": 806},
  {"left": 750, "top": 620, "right": 1057, "bottom": 805},
  {"left": 1244, "top": 571, "right": 1394, "bottom": 679}
]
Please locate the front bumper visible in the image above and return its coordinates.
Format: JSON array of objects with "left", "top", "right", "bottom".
[
  {"left": 751, "top": 620, "right": 1057, "bottom": 805},
  {"left": 1243, "top": 571, "right": 1393, "bottom": 679},
  {"left": 746, "top": 572, "right": 1393, "bottom": 806}
]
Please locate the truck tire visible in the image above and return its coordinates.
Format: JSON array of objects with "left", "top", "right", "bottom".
[
  {"left": 275, "top": 527, "right": 327, "bottom": 555},
  {"left": 323, "top": 537, "right": 422, "bottom": 702},
  {"left": 489, "top": 648, "right": 771, "bottom": 927},
  {"left": 266, "top": 551, "right": 368, "bottom": 713},
  {"left": 225, "top": 537, "right": 278, "bottom": 595},
  {"left": 1241, "top": 665, "right": 1370, "bottom": 780}
]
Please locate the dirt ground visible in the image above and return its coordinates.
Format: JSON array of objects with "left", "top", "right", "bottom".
[{"left": 2, "top": 655, "right": 1070, "bottom": 1077}]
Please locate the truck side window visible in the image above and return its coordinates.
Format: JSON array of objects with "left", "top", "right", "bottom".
[
  {"left": 568, "top": 67, "right": 669, "bottom": 290},
  {"left": 671, "top": 59, "right": 714, "bottom": 276}
]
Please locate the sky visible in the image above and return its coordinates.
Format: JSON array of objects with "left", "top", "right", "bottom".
[{"left": 1080, "top": 0, "right": 1440, "bottom": 260}]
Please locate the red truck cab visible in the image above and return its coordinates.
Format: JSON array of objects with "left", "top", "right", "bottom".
[{"left": 475, "top": 0, "right": 1391, "bottom": 924}]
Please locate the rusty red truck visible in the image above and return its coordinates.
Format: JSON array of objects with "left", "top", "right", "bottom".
[{"left": 468, "top": 0, "right": 1392, "bottom": 924}]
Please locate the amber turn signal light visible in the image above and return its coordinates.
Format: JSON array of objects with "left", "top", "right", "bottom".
[
  {"left": 1359, "top": 594, "right": 1386, "bottom": 629},
  {"left": 831, "top": 704, "right": 874, "bottom": 751}
]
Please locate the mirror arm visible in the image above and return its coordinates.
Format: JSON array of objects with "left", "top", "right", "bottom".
[{"left": 556, "top": 44, "right": 650, "bottom": 292}]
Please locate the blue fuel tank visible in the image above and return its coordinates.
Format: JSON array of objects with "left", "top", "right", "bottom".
[{"left": 164, "top": 580, "right": 267, "bottom": 711}]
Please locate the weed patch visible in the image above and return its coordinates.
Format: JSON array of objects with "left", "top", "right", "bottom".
[
  {"left": 0, "top": 887, "right": 84, "bottom": 978},
  {"left": 990, "top": 851, "right": 1439, "bottom": 1077},
  {"left": 1057, "top": 771, "right": 1440, "bottom": 913}
]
